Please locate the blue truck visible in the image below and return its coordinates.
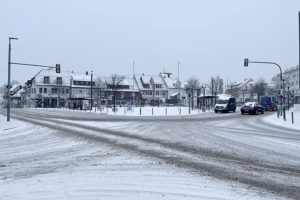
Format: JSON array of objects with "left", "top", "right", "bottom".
[{"left": 260, "top": 96, "right": 277, "bottom": 111}]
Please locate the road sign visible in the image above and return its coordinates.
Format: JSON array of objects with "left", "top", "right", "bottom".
[{"left": 253, "top": 93, "right": 257, "bottom": 100}]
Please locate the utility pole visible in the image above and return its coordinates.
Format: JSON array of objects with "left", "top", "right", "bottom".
[
  {"left": 299, "top": 12, "right": 300, "bottom": 97},
  {"left": 211, "top": 78, "right": 214, "bottom": 107},
  {"left": 7, "top": 37, "right": 18, "bottom": 122},
  {"left": 177, "top": 61, "right": 180, "bottom": 105},
  {"left": 91, "top": 70, "right": 93, "bottom": 110},
  {"left": 69, "top": 76, "right": 73, "bottom": 108}
]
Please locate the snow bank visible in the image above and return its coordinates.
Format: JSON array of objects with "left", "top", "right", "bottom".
[{"left": 263, "top": 104, "right": 300, "bottom": 131}]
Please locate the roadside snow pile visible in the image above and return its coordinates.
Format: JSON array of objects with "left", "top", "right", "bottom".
[
  {"left": 263, "top": 104, "right": 300, "bottom": 130},
  {"left": 104, "top": 106, "right": 212, "bottom": 116}
]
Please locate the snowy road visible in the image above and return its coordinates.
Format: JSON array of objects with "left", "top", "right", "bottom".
[{"left": 1, "top": 108, "right": 300, "bottom": 199}]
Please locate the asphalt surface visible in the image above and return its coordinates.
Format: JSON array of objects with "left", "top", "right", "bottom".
[{"left": 3, "top": 108, "right": 300, "bottom": 199}]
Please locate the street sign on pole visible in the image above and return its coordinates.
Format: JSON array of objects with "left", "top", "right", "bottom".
[{"left": 253, "top": 93, "right": 257, "bottom": 100}]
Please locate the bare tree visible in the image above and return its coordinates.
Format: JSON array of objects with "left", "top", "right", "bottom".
[
  {"left": 0, "top": 80, "right": 20, "bottom": 99},
  {"left": 225, "top": 81, "right": 240, "bottom": 99},
  {"left": 251, "top": 78, "right": 267, "bottom": 101},
  {"left": 95, "top": 76, "right": 105, "bottom": 110},
  {"left": 184, "top": 76, "right": 199, "bottom": 110},
  {"left": 52, "top": 87, "right": 63, "bottom": 108},
  {"left": 105, "top": 74, "right": 126, "bottom": 111},
  {"left": 207, "top": 75, "right": 223, "bottom": 96}
]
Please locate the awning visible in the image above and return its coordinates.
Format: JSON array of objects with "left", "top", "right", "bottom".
[{"left": 170, "top": 92, "right": 179, "bottom": 97}]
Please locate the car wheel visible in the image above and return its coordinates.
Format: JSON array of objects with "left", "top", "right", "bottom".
[
  {"left": 256, "top": 110, "right": 259, "bottom": 115},
  {"left": 261, "top": 110, "right": 264, "bottom": 114},
  {"left": 241, "top": 111, "right": 244, "bottom": 115},
  {"left": 215, "top": 110, "right": 217, "bottom": 113}
]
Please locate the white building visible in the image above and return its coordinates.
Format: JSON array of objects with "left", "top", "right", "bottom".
[
  {"left": 159, "top": 72, "right": 186, "bottom": 105},
  {"left": 272, "top": 65, "right": 300, "bottom": 104},
  {"left": 22, "top": 69, "right": 95, "bottom": 108}
]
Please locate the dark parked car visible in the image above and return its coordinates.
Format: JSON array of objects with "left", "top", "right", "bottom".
[{"left": 241, "top": 102, "right": 264, "bottom": 115}]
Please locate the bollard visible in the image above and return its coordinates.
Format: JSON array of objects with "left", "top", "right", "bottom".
[
  {"left": 292, "top": 112, "right": 294, "bottom": 124},
  {"left": 124, "top": 107, "right": 126, "bottom": 115},
  {"left": 165, "top": 107, "right": 167, "bottom": 115},
  {"left": 152, "top": 107, "right": 153, "bottom": 116},
  {"left": 277, "top": 109, "right": 279, "bottom": 118},
  {"left": 140, "top": 107, "right": 142, "bottom": 116}
]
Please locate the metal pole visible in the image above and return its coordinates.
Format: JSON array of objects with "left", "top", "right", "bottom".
[
  {"left": 91, "top": 71, "right": 93, "bottom": 110},
  {"left": 7, "top": 39, "right": 11, "bottom": 121},
  {"left": 299, "top": 12, "right": 300, "bottom": 93},
  {"left": 7, "top": 37, "right": 18, "bottom": 122}
]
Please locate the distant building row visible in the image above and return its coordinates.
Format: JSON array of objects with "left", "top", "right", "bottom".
[{"left": 17, "top": 69, "right": 187, "bottom": 109}]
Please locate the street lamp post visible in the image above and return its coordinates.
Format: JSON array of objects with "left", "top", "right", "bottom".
[
  {"left": 7, "top": 37, "right": 18, "bottom": 122},
  {"left": 91, "top": 70, "right": 93, "bottom": 111}
]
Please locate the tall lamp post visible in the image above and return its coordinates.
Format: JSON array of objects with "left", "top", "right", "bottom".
[
  {"left": 90, "top": 70, "right": 93, "bottom": 111},
  {"left": 7, "top": 37, "right": 18, "bottom": 122},
  {"left": 244, "top": 58, "right": 285, "bottom": 118}
]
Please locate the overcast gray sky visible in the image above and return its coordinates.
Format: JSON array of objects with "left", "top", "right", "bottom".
[{"left": 0, "top": 0, "right": 299, "bottom": 85}]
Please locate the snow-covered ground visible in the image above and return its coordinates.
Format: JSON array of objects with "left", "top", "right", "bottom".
[
  {"left": 263, "top": 104, "right": 300, "bottom": 130},
  {"left": 0, "top": 113, "right": 290, "bottom": 200}
]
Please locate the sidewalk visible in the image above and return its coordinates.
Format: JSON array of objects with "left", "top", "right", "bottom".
[{"left": 263, "top": 104, "right": 300, "bottom": 131}]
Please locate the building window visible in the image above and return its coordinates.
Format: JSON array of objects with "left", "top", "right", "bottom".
[
  {"left": 57, "top": 77, "right": 62, "bottom": 85},
  {"left": 79, "top": 90, "right": 83, "bottom": 94},
  {"left": 44, "top": 76, "right": 50, "bottom": 84},
  {"left": 44, "top": 88, "right": 47, "bottom": 93},
  {"left": 52, "top": 88, "right": 58, "bottom": 94},
  {"left": 62, "top": 88, "right": 65, "bottom": 94},
  {"left": 66, "top": 89, "right": 69, "bottom": 94},
  {"left": 39, "top": 88, "right": 42, "bottom": 93}
]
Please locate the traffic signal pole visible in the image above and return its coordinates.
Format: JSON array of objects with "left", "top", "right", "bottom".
[
  {"left": 6, "top": 37, "right": 61, "bottom": 122},
  {"left": 243, "top": 59, "right": 285, "bottom": 118}
]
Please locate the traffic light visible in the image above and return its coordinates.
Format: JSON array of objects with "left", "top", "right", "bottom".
[
  {"left": 56, "top": 64, "right": 61, "bottom": 73},
  {"left": 244, "top": 58, "right": 248, "bottom": 67}
]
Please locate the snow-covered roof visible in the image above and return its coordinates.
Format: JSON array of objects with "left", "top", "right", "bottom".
[
  {"left": 217, "top": 94, "right": 232, "bottom": 100},
  {"left": 34, "top": 69, "right": 70, "bottom": 86},
  {"left": 151, "top": 76, "right": 163, "bottom": 84},
  {"left": 11, "top": 84, "right": 23, "bottom": 97},
  {"left": 71, "top": 72, "right": 91, "bottom": 81},
  {"left": 134, "top": 75, "right": 153, "bottom": 90},
  {"left": 160, "top": 72, "right": 178, "bottom": 89},
  {"left": 140, "top": 75, "right": 151, "bottom": 84}
]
